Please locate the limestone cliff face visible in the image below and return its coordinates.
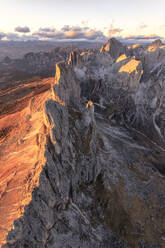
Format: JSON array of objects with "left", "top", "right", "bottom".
[
  {"left": 0, "top": 78, "right": 53, "bottom": 246},
  {"left": 2, "top": 39, "right": 165, "bottom": 248}
]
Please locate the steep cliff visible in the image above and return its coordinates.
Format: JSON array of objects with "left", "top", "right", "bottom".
[
  {"left": 1, "top": 38, "right": 165, "bottom": 248},
  {"left": 0, "top": 77, "right": 53, "bottom": 246}
]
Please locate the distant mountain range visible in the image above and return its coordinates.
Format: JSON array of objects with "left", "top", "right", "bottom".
[{"left": 0, "top": 40, "right": 103, "bottom": 61}]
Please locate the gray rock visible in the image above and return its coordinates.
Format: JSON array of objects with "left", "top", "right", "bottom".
[
  {"left": 4, "top": 39, "right": 165, "bottom": 248},
  {"left": 100, "top": 38, "right": 127, "bottom": 60}
]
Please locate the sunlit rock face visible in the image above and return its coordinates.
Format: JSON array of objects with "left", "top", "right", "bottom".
[
  {"left": 116, "top": 54, "right": 128, "bottom": 63},
  {"left": 2, "top": 39, "right": 165, "bottom": 248},
  {"left": 0, "top": 78, "right": 53, "bottom": 246}
]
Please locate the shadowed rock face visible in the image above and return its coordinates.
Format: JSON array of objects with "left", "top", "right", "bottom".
[{"left": 1, "top": 39, "right": 165, "bottom": 248}]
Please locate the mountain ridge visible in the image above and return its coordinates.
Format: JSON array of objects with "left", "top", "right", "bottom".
[{"left": 1, "top": 38, "right": 165, "bottom": 248}]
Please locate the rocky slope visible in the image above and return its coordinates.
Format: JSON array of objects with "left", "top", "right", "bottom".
[{"left": 1, "top": 38, "right": 165, "bottom": 248}]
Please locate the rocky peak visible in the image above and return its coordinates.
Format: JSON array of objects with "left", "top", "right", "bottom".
[
  {"left": 148, "top": 39, "right": 163, "bottom": 52},
  {"left": 68, "top": 51, "right": 80, "bottom": 67},
  {"left": 151, "top": 39, "right": 163, "bottom": 48},
  {"left": 100, "top": 37, "right": 127, "bottom": 59}
]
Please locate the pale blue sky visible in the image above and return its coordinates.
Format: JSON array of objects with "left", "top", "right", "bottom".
[{"left": 0, "top": 0, "right": 165, "bottom": 41}]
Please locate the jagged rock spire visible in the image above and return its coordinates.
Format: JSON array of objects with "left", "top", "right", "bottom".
[
  {"left": 100, "top": 37, "right": 127, "bottom": 59},
  {"left": 68, "top": 51, "right": 80, "bottom": 67}
]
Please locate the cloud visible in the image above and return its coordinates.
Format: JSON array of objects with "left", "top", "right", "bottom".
[
  {"left": 125, "top": 34, "right": 162, "bottom": 41},
  {"left": 81, "top": 20, "right": 88, "bottom": 26},
  {"left": 65, "top": 30, "right": 82, "bottom": 39},
  {"left": 32, "top": 30, "right": 64, "bottom": 40},
  {"left": 39, "top": 27, "right": 55, "bottom": 32},
  {"left": 107, "top": 28, "right": 123, "bottom": 37},
  {"left": 0, "top": 32, "right": 20, "bottom": 40},
  {"left": 85, "top": 30, "right": 105, "bottom": 40},
  {"left": 139, "top": 24, "right": 148, "bottom": 29},
  {"left": 0, "top": 31, "right": 35, "bottom": 41},
  {"left": 61, "top": 25, "right": 71, "bottom": 32},
  {"left": 117, "top": 34, "right": 164, "bottom": 45},
  {"left": 15, "top": 26, "right": 30, "bottom": 33},
  {"left": 5, "top": 33, "right": 20, "bottom": 40},
  {"left": 1, "top": 26, "right": 164, "bottom": 44},
  {"left": 4, "top": 23, "right": 163, "bottom": 44},
  {"left": 33, "top": 25, "right": 106, "bottom": 41}
]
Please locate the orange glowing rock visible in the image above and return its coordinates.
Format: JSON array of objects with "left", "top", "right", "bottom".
[
  {"left": 116, "top": 54, "right": 128, "bottom": 63},
  {"left": 132, "top": 44, "right": 141, "bottom": 49},
  {"left": 119, "top": 58, "right": 142, "bottom": 75},
  {"left": 0, "top": 77, "right": 53, "bottom": 246},
  {"left": 86, "top": 100, "right": 93, "bottom": 108}
]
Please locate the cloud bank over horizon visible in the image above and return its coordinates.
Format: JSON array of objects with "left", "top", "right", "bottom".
[
  {"left": 0, "top": 25, "right": 164, "bottom": 44},
  {"left": 1, "top": 0, "right": 165, "bottom": 44},
  {"left": 32, "top": 26, "right": 106, "bottom": 41}
]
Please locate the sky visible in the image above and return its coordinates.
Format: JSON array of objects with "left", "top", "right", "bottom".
[{"left": 0, "top": 0, "right": 165, "bottom": 43}]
